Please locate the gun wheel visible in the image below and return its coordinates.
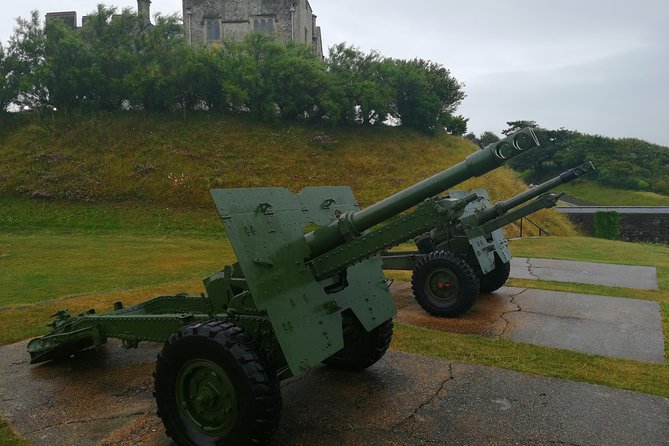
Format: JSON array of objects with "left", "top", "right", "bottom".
[
  {"left": 478, "top": 255, "right": 511, "bottom": 294},
  {"left": 154, "top": 321, "right": 281, "bottom": 446},
  {"left": 323, "top": 312, "right": 393, "bottom": 371},
  {"left": 411, "top": 250, "right": 480, "bottom": 317}
]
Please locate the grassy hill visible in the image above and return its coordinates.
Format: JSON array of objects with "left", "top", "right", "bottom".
[
  {"left": 0, "top": 112, "right": 576, "bottom": 237},
  {"left": 560, "top": 179, "right": 669, "bottom": 206}
]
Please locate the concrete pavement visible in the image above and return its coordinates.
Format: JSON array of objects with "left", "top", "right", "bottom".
[
  {"left": 510, "top": 257, "right": 659, "bottom": 290},
  {"left": 393, "top": 283, "right": 666, "bottom": 363},
  {"left": 1, "top": 341, "right": 667, "bottom": 446}
]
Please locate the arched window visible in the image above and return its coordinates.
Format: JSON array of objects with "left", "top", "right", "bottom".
[
  {"left": 252, "top": 17, "right": 274, "bottom": 34},
  {"left": 206, "top": 19, "right": 221, "bottom": 42}
]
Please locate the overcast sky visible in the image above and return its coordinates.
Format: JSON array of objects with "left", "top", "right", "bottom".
[{"left": 1, "top": 0, "right": 668, "bottom": 145}]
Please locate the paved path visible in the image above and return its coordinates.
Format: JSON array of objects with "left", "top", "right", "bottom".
[
  {"left": 393, "top": 283, "right": 666, "bottom": 363},
  {"left": 502, "top": 287, "right": 665, "bottom": 362},
  {"left": 510, "top": 257, "right": 659, "bottom": 290},
  {"left": 557, "top": 206, "right": 669, "bottom": 214},
  {"left": 1, "top": 341, "right": 667, "bottom": 446}
]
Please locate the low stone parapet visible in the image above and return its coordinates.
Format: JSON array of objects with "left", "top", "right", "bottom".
[{"left": 557, "top": 206, "right": 669, "bottom": 244}]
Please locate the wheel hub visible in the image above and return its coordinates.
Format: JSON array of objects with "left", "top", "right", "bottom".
[
  {"left": 427, "top": 268, "right": 459, "bottom": 302},
  {"left": 176, "top": 359, "right": 237, "bottom": 435}
]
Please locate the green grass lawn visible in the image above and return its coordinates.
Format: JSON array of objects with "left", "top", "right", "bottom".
[
  {"left": 0, "top": 419, "right": 27, "bottom": 446},
  {"left": 0, "top": 233, "right": 231, "bottom": 307},
  {"left": 560, "top": 179, "right": 669, "bottom": 206}
]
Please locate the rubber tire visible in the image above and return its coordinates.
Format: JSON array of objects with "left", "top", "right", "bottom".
[
  {"left": 411, "top": 250, "right": 480, "bottom": 318},
  {"left": 478, "top": 255, "right": 511, "bottom": 294},
  {"left": 323, "top": 313, "right": 393, "bottom": 371},
  {"left": 154, "top": 321, "right": 281, "bottom": 446}
]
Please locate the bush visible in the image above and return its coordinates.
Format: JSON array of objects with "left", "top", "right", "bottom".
[{"left": 593, "top": 211, "right": 620, "bottom": 240}]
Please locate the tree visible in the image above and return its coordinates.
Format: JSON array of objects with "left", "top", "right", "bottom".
[
  {"left": 383, "top": 59, "right": 440, "bottom": 134},
  {"left": 267, "top": 43, "right": 328, "bottom": 120},
  {"left": 79, "top": 6, "right": 142, "bottom": 110},
  {"left": 326, "top": 44, "right": 392, "bottom": 125},
  {"left": 232, "top": 33, "right": 283, "bottom": 120},
  {"left": 5, "top": 11, "right": 48, "bottom": 109},
  {"left": 179, "top": 44, "right": 243, "bottom": 112},
  {"left": 479, "top": 130, "right": 500, "bottom": 147},
  {"left": 383, "top": 58, "right": 466, "bottom": 135},
  {"left": 464, "top": 132, "right": 479, "bottom": 145},
  {"left": 127, "top": 14, "right": 186, "bottom": 111},
  {"left": 0, "top": 43, "right": 13, "bottom": 112},
  {"left": 503, "top": 120, "right": 538, "bottom": 135},
  {"left": 43, "top": 19, "right": 93, "bottom": 116},
  {"left": 442, "top": 113, "right": 468, "bottom": 136},
  {"left": 413, "top": 59, "right": 466, "bottom": 115}
]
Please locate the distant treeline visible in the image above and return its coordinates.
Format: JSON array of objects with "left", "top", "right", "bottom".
[
  {"left": 468, "top": 121, "right": 669, "bottom": 195},
  {"left": 0, "top": 6, "right": 468, "bottom": 135}
]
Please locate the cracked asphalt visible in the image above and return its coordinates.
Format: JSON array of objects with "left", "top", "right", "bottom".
[
  {"left": 1, "top": 340, "right": 667, "bottom": 446},
  {"left": 392, "top": 282, "right": 666, "bottom": 363},
  {"left": 510, "top": 258, "right": 659, "bottom": 290}
]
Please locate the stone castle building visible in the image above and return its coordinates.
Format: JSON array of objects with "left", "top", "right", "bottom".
[
  {"left": 46, "top": 0, "right": 153, "bottom": 31},
  {"left": 183, "top": 0, "right": 323, "bottom": 56},
  {"left": 46, "top": 0, "right": 323, "bottom": 56}
]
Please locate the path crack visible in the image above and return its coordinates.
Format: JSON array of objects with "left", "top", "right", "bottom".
[
  {"left": 391, "top": 363, "right": 454, "bottom": 439},
  {"left": 525, "top": 258, "right": 540, "bottom": 280},
  {"left": 498, "top": 289, "right": 525, "bottom": 338},
  {"left": 24, "top": 411, "right": 147, "bottom": 435}
]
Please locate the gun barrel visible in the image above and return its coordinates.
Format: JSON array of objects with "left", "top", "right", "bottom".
[
  {"left": 472, "top": 161, "right": 595, "bottom": 225},
  {"left": 305, "top": 128, "right": 540, "bottom": 257}
]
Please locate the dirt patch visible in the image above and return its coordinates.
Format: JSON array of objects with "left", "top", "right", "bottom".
[
  {"left": 391, "top": 282, "right": 515, "bottom": 337},
  {"left": 100, "top": 415, "right": 166, "bottom": 446}
]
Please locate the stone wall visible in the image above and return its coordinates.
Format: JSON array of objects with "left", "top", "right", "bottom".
[
  {"left": 47, "top": 1, "right": 151, "bottom": 30},
  {"left": 183, "top": 0, "right": 323, "bottom": 56},
  {"left": 45, "top": 12, "right": 78, "bottom": 29},
  {"left": 558, "top": 208, "right": 669, "bottom": 244}
]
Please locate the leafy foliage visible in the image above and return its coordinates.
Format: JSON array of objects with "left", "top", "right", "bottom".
[
  {"left": 326, "top": 43, "right": 392, "bottom": 125},
  {"left": 0, "top": 9, "right": 467, "bottom": 135},
  {"left": 4, "top": 11, "right": 48, "bottom": 109},
  {"left": 496, "top": 122, "right": 669, "bottom": 195},
  {"left": 479, "top": 130, "right": 501, "bottom": 147},
  {"left": 593, "top": 211, "right": 620, "bottom": 240},
  {"left": 0, "top": 44, "right": 13, "bottom": 112}
]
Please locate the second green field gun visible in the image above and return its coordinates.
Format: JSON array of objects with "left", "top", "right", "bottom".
[{"left": 381, "top": 161, "right": 595, "bottom": 317}]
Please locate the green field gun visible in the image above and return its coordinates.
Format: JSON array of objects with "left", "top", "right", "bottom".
[
  {"left": 28, "top": 129, "right": 542, "bottom": 446},
  {"left": 381, "top": 161, "right": 595, "bottom": 317}
]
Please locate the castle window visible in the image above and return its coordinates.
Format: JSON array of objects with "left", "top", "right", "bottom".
[
  {"left": 252, "top": 17, "right": 274, "bottom": 34},
  {"left": 206, "top": 19, "right": 221, "bottom": 42}
]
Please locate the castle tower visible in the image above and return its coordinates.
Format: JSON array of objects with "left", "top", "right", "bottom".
[{"left": 138, "top": 0, "right": 152, "bottom": 28}]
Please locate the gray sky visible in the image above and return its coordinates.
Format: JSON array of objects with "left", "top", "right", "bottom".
[{"left": 2, "top": 0, "right": 668, "bottom": 146}]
